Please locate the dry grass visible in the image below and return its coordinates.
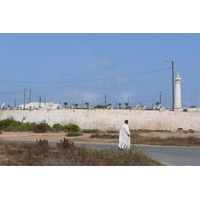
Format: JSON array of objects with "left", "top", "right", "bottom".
[
  {"left": 90, "top": 133, "right": 118, "bottom": 139},
  {"left": 0, "top": 138, "right": 163, "bottom": 166},
  {"left": 130, "top": 133, "right": 200, "bottom": 146},
  {"left": 90, "top": 132, "right": 200, "bottom": 147}
]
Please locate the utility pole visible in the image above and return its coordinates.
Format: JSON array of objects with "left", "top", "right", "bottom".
[
  {"left": 29, "top": 88, "right": 31, "bottom": 103},
  {"left": 166, "top": 60, "right": 175, "bottom": 111},
  {"left": 14, "top": 98, "right": 17, "bottom": 108},
  {"left": 102, "top": 94, "right": 107, "bottom": 107},
  {"left": 172, "top": 61, "right": 175, "bottom": 111},
  {"left": 39, "top": 95, "right": 42, "bottom": 108},
  {"left": 160, "top": 91, "right": 162, "bottom": 105},
  {"left": 23, "top": 88, "right": 26, "bottom": 110}
]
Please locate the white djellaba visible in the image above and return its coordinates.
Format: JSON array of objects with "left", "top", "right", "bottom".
[{"left": 118, "top": 121, "right": 130, "bottom": 149}]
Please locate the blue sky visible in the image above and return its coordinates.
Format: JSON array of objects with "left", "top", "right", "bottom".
[{"left": 1, "top": 33, "right": 200, "bottom": 108}]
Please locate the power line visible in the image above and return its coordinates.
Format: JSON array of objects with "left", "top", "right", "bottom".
[
  {"left": 31, "top": 90, "right": 56, "bottom": 96},
  {"left": 0, "top": 67, "right": 171, "bottom": 84},
  {"left": 0, "top": 91, "right": 22, "bottom": 95}
]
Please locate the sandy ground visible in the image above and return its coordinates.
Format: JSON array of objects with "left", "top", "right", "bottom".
[{"left": 1, "top": 131, "right": 200, "bottom": 144}]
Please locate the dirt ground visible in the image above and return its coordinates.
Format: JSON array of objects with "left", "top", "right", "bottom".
[{"left": 1, "top": 131, "right": 200, "bottom": 144}]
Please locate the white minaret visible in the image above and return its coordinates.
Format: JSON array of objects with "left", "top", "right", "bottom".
[{"left": 175, "top": 72, "right": 182, "bottom": 108}]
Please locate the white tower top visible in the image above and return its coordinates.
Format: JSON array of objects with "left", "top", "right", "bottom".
[
  {"left": 175, "top": 72, "right": 182, "bottom": 108},
  {"left": 175, "top": 72, "right": 181, "bottom": 81}
]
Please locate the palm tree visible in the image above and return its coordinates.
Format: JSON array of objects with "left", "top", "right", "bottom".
[
  {"left": 125, "top": 102, "right": 129, "bottom": 109},
  {"left": 85, "top": 102, "right": 89, "bottom": 108},
  {"left": 74, "top": 103, "right": 79, "bottom": 109},
  {"left": 118, "top": 103, "right": 121, "bottom": 109},
  {"left": 63, "top": 102, "right": 68, "bottom": 108}
]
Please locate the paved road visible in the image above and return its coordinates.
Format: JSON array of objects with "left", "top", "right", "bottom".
[{"left": 3, "top": 140, "right": 200, "bottom": 166}]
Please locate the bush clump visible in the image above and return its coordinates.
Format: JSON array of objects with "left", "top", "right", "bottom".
[
  {"left": 52, "top": 123, "right": 64, "bottom": 131},
  {"left": 32, "top": 123, "right": 49, "bottom": 133},
  {"left": 0, "top": 119, "right": 13, "bottom": 129},
  {"left": 23, "top": 122, "right": 36, "bottom": 131},
  {"left": 66, "top": 123, "right": 80, "bottom": 132},
  {"left": 50, "top": 123, "right": 80, "bottom": 132}
]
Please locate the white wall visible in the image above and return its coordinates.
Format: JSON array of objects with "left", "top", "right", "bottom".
[{"left": 0, "top": 109, "right": 200, "bottom": 131}]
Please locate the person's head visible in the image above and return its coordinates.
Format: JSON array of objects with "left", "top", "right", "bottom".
[{"left": 125, "top": 120, "right": 128, "bottom": 124}]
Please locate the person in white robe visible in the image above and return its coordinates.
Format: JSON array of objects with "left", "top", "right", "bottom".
[{"left": 118, "top": 120, "right": 130, "bottom": 149}]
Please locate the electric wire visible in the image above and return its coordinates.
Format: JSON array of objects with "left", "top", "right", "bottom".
[{"left": 0, "top": 67, "right": 171, "bottom": 84}]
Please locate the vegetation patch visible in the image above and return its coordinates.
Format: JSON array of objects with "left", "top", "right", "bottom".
[
  {"left": 81, "top": 129, "right": 99, "bottom": 133},
  {"left": 131, "top": 134, "right": 200, "bottom": 147},
  {"left": 51, "top": 123, "right": 63, "bottom": 131},
  {"left": 183, "top": 130, "right": 195, "bottom": 134},
  {"left": 89, "top": 132, "right": 200, "bottom": 147},
  {"left": 32, "top": 123, "right": 49, "bottom": 133},
  {"left": 0, "top": 139, "right": 163, "bottom": 166},
  {"left": 67, "top": 123, "right": 80, "bottom": 132},
  {"left": 90, "top": 133, "right": 118, "bottom": 139},
  {"left": 0, "top": 118, "right": 81, "bottom": 133},
  {"left": 133, "top": 129, "right": 171, "bottom": 133},
  {"left": 66, "top": 132, "right": 83, "bottom": 137},
  {"left": 107, "top": 130, "right": 119, "bottom": 133}
]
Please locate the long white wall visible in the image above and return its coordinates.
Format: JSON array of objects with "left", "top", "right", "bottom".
[{"left": 0, "top": 109, "right": 200, "bottom": 131}]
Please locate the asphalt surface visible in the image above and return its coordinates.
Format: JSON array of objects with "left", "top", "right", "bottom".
[{"left": 2, "top": 140, "right": 200, "bottom": 166}]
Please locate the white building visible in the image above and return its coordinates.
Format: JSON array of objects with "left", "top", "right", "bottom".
[
  {"left": 175, "top": 72, "right": 182, "bottom": 108},
  {"left": 18, "top": 102, "right": 61, "bottom": 110}
]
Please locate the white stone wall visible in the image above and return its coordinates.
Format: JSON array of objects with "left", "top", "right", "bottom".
[{"left": 0, "top": 109, "right": 200, "bottom": 131}]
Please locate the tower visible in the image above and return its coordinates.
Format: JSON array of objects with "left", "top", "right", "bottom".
[{"left": 175, "top": 72, "right": 182, "bottom": 108}]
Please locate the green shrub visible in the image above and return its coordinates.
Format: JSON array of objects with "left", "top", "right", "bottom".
[
  {"left": 52, "top": 123, "right": 63, "bottom": 131},
  {"left": 0, "top": 130, "right": 2, "bottom": 134},
  {"left": 67, "top": 123, "right": 80, "bottom": 132},
  {"left": 81, "top": 129, "right": 99, "bottom": 133},
  {"left": 22, "top": 122, "right": 35, "bottom": 131},
  {"left": 12, "top": 121, "right": 23, "bottom": 127},
  {"left": 62, "top": 125, "right": 69, "bottom": 132},
  {"left": 66, "top": 132, "right": 83, "bottom": 137},
  {"left": 0, "top": 119, "right": 13, "bottom": 129},
  {"left": 51, "top": 123, "right": 80, "bottom": 132}
]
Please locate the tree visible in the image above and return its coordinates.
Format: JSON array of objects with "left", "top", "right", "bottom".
[
  {"left": 118, "top": 103, "right": 121, "bottom": 109},
  {"left": 63, "top": 102, "right": 68, "bottom": 108},
  {"left": 85, "top": 102, "right": 89, "bottom": 108},
  {"left": 125, "top": 102, "right": 130, "bottom": 109},
  {"left": 74, "top": 103, "right": 79, "bottom": 108},
  {"left": 94, "top": 104, "right": 105, "bottom": 108}
]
